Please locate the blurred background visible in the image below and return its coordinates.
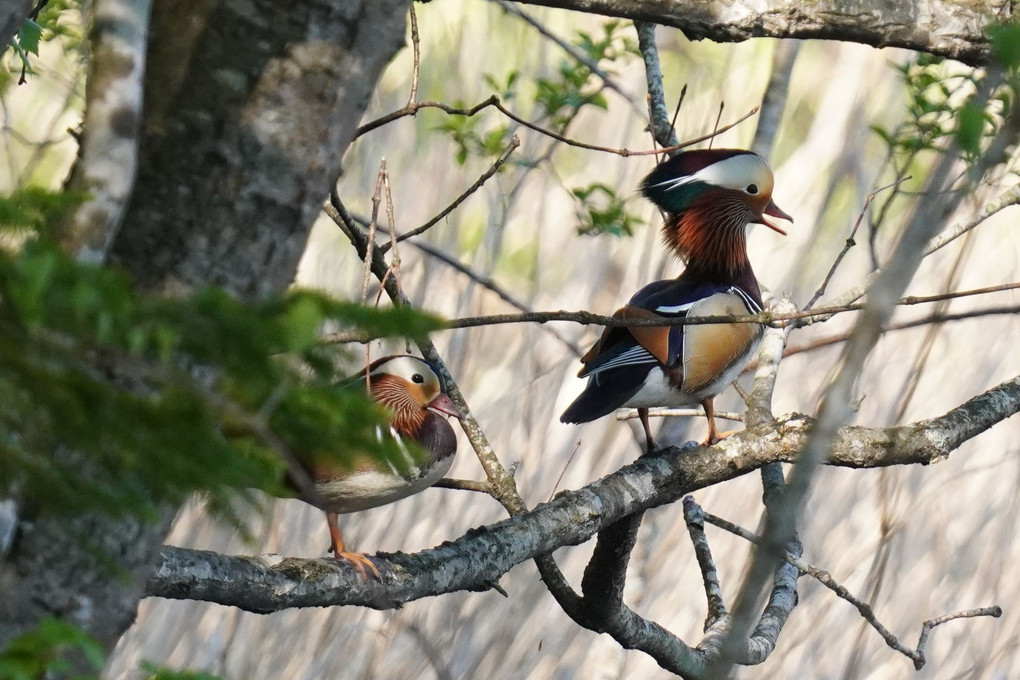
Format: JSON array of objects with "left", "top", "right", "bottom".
[{"left": 4, "top": 1, "right": 1019, "bottom": 678}]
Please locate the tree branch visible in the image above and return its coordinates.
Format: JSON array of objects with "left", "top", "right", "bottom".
[
  {"left": 700, "top": 507, "right": 1002, "bottom": 671},
  {"left": 147, "top": 374, "right": 1020, "bottom": 611},
  {"left": 513, "top": 0, "right": 1012, "bottom": 67}
]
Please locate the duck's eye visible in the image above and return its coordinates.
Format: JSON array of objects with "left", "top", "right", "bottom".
[
  {"left": 746, "top": 183, "right": 758, "bottom": 194},
  {"left": 411, "top": 373, "right": 425, "bottom": 384}
]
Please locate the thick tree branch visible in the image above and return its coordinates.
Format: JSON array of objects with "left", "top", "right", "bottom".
[
  {"left": 514, "top": 0, "right": 1013, "bottom": 67},
  {"left": 147, "top": 374, "right": 1020, "bottom": 611}
]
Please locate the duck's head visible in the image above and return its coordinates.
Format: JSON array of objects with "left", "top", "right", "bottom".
[
  {"left": 640, "top": 149, "right": 792, "bottom": 269},
  {"left": 368, "top": 355, "right": 461, "bottom": 432}
]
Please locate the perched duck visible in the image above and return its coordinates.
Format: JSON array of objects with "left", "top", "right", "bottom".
[
  {"left": 561, "top": 149, "right": 791, "bottom": 449},
  {"left": 297, "top": 355, "right": 461, "bottom": 576}
]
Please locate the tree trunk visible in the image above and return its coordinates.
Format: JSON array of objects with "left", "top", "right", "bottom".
[{"left": 0, "top": 0, "right": 411, "bottom": 666}]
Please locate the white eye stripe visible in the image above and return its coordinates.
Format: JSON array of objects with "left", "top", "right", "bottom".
[
  {"left": 371, "top": 356, "right": 438, "bottom": 386},
  {"left": 651, "top": 154, "right": 774, "bottom": 195}
]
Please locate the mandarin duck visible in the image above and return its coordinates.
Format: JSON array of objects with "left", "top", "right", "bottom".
[
  {"left": 560, "top": 149, "right": 791, "bottom": 449},
  {"left": 296, "top": 354, "right": 460, "bottom": 576}
]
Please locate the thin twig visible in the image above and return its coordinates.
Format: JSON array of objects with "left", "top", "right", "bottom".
[
  {"left": 433, "top": 478, "right": 493, "bottom": 493},
  {"left": 805, "top": 176, "right": 913, "bottom": 310},
  {"left": 616, "top": 408, "right": 744, "bottom": 423},
  {"left": 360, "top": 166, "right": 385, "bottom": 304},
  {"left": 380, "top": 135, "right": 520, "bottom": 252},
  {"left": 709, "top": 101, "right": 724, "bottom": 149},
  {"left": 407, "top": 4, "right": 420, "bottom": 106},
  {"left": 323, "top": 284, "right": 1020, "bottom": 346},
  {"left": 437, "top": 281, "right": 1020, "bottom": 330},
  {"left": 777, "top": 304, "right": 1020, "bottom": 362},
  {"left": 355, "top": 94, "right": 758, "bottom": 158}
]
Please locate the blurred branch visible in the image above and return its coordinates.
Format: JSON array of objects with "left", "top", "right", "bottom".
[
  {"left": 148, "top": 372, "right": 1020, "bottom": 613},
  {"left": 765, "top": 303, "right": 1020, "bottom": 363},
  {"left": 711, "top": 70, "right": 1012, "bottom": 674},
  {"left": 58, "top": 0, "right": 152, "bottom": 264},
  {"left": 752, "top": 41, "right": 799, "bottom": 158},
  {"left": 513, "top": 0, "right": 1010, "bottom": 67},
  {"left": 700, "top": 506, "right": 1002, "bottom": 671}
]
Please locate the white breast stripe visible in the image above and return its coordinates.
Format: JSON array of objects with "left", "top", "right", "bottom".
[
  {"left": 728, "top": 286, "right": 762, "bottom": 313},
  {"left": 655, "top": 301, "right": 696, "bottom": 314}
]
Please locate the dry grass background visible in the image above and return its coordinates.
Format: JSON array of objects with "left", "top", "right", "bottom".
[{"left": 6, "top": 2, "right": 1018, "bottom": 678}]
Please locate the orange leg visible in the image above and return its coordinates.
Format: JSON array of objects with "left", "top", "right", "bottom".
[
  {"left": 701, "top": 397, "right": 735, "bottom": 446},
  {"left": 326, "top": 512, "right": 381, "bottom": 579},
  {"left": 638, "top": 407, "right": 657, "bottom": 451}
]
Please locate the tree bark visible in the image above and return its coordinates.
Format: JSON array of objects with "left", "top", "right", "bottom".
[
  {"left": 515, "top": 0, "right": 1013, "bottom": 66},
  {"left": 0, "top": 0, "right": 33, "bottom": 52},
  {"left": 0, "top": 0, "right": 411, "bottom": 660}
]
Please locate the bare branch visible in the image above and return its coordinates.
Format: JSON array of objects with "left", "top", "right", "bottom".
[
  {"left": 148, "top": 374, "right": 1020, "bottom": 611},
  {"left": 635, "top": 21, "right": 678, "bottom": 151},
  {"left": 683, "top": 497, "right": 728, "bottom": 628},
  {"left": 616, "top": 408, "right": 744, "bottom": 423},
  {"left": 511, "top": 0, "right": 1009, "bottom": 67},
  {"left": 700, "top": 508, "right": 1002, "bottom": 671},
  {"left": 776, "top": 303, "right": 1020, "bottom": 362},
  {"left": 355, "top": 93, "right": 757, "bottom": 158}
]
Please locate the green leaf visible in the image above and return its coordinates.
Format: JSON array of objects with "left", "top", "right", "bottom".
[
  {"left": 988, "top": 22, "right": 1020, "bottom": 70},
  {"left": 0, "top": 618, "right": 105, "bottom": 679},
  {"left": 955, "top": 100, "right": 986, "bottom": 157},
  {"left": 17, "top": 19, "right": 43, "bottom": 56}
]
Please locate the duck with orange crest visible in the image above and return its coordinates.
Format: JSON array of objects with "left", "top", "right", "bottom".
[
  {"left": 294, "top": 355, "right": 461, "bottom": 577},
  {"left": 561, "top": 149, "right": 791, "bottom": 450}
]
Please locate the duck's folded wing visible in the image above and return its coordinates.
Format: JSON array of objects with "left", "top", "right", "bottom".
[{"left": 681, "top": 290, "right": 764, "bottom": 394}]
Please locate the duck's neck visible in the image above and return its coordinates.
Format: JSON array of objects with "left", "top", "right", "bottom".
[{"left": 664, "top": 209, "right": 763, "bottom": 307}]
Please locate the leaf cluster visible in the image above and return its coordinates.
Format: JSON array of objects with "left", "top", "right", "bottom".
[
  {"left": 0, "top": 618, "right": 225, "bottom": 680},
  {"left": 534, "top": 20, "right": 635, "bottom": 129},
  {"left": 871, "top": 53, "right": 1012, "bottom": 164},
  {"left": 0, "top": 617, "right": 103, "bottom": 680},
  {"left": 3, "top": 0, "right": 81, "bottom": 88},
  {"left": 571, "top": 182, "right": 639, "bottom": 237},
  {"left": 0, "top": 237, "right": 443, "bottom": 525}
]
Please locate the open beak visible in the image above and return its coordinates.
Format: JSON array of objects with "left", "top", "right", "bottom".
[
  {"left": 427, "top": 393, "right": 462, "bottom": 419},
  {"left": 758, "top": 199, "right": 792, "bottom": 235}
]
